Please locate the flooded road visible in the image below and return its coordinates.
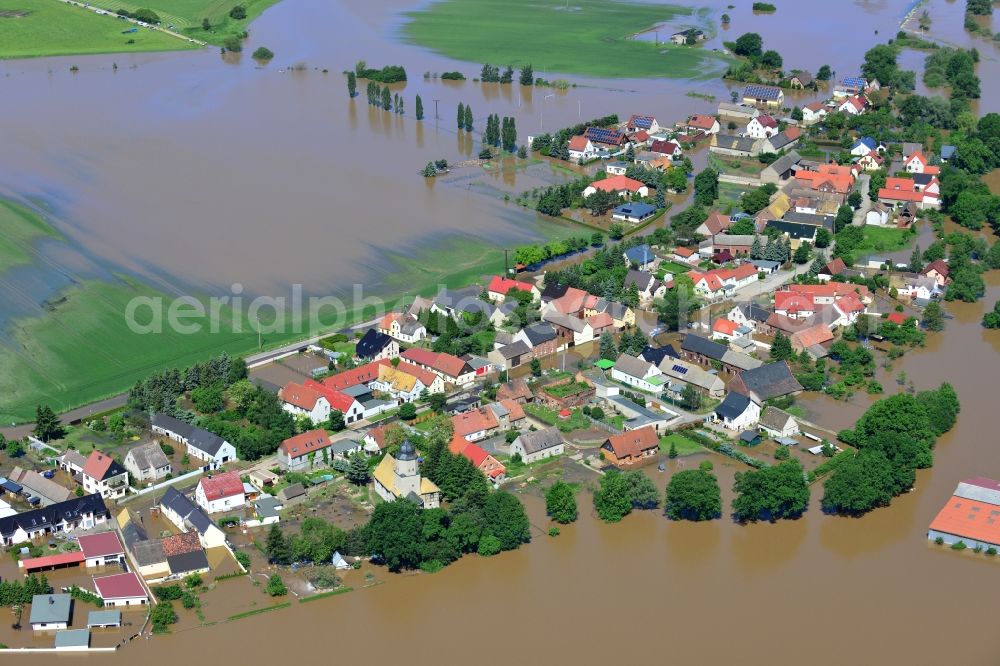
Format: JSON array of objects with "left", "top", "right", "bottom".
[{"left": 3, "top": 0, "right": 1000, "bottom": 661}]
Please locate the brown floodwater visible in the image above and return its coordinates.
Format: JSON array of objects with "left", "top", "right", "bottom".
[{"left": 5, "top": 0, "right": 1000, "bottom": 662}]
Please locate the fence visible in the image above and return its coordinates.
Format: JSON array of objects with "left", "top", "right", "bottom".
[
  {"left": 123, "top": 467, "right": 205, "bottom": 502},
  {"left": 584, "top": 415, "right": 623, "bottom": 435}
]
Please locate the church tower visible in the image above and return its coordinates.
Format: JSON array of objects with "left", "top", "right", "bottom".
[{"left": 394, "top": 440, "right": 421, "bottom": 498}]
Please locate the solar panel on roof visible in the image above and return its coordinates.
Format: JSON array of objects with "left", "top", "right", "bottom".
[
  {"left": 743, "top": 84, "right": 781, "bottom": 100},
  {"left": 585, "top": 127, "right": 624, "bottom": 144},
  {"left": 672, "top": 365, "right": 688, "bottom": 375}
]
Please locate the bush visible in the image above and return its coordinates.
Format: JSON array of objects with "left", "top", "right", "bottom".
[
  {"left": 229, "top": 5, "right": 247, "bottom": 19},
  {"left": 548, "top": 527, "right": 560, "bottom": 537},
  {"left": 266, "top": 574, "right": 288, "bottom": 597},
  {"left": 774, "top": 446, "right": 790, "bottom": 460},
  {"left": 934, "top": 536, "right": 944, "bottom": 545},
  {"left": 951, "top": 541, "right": 967, "bottom": 550},
  {"left": 234, "top": 550, "right": 251, "bottom": 568},
  {"left": 160, "top": 442, "right": 175, "bottom": 456},
  {"left": 477, "top": 534, "right": 502, "bottom": 557},
  {"left": 223, "top": 36, "right": 242, "bottom": 53},
  {"left": 252, "top": 47, "right": 274, "bottom": 61},
  {"left": 440, "top": 71, "right": 465, "bottom": 80},
  {"left": 180, "top": 591, "right": 197, "bottom": 609}
]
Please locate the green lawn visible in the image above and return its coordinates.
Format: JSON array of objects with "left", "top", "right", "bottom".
[
  {"left": 524, "top": 404, "right": 591, "bottom": 433},
  {"left": 659, "top": 432, "right": 707, "bottom": 456},
  {"left": 80, "top": 0, "right": 282, "bottom": 45},
  {"left": 657, "top": 260, "right": 694, "bottom": 277},
  {"left": 856, "top": 226, "right": 913, "bottom": 254},
  {"left": 0, "top": 0, "right": 197, "bottom": 59},
  {"left": 0, "top": 199, "right": 60, "bottom": 270},
  {"left": 402, "top": 0, "right": 730, "bottom": 80}
]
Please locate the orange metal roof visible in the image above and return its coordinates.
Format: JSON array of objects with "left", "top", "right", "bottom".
[{"left": 929, "top": 495, "right": 1000, "bottom": 544}]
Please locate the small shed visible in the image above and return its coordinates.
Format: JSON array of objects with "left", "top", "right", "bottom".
[
  {"left": 87, "top": 609, "right": 122, "bottom": 628},
  {"left": 54, "top": 628, "right": 90, "bottom": 651},
  {"left": 739, "top": 430, "right": 762, "bottom": 446}
]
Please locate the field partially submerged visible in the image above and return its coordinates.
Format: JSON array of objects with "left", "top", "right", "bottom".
[
  {"left": 0, "top": 0, "right": 195, "bottom": 58},
  {"left": 82, "top": 0, "right": 282, "bottom": 45},
  {"left": 0, "top": 199, "right": 61, "bottom": 269},
  {"left": 402, "top": 0, "right": 729, "bottom": 80}
]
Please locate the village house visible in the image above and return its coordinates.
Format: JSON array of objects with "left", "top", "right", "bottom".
[
  {"left": 123, "top": 442, "right": 171, "bottom": 483},
  {"left": 278, "top": 429, "right": 332, "bottom": 471},
  {"left": 878, "top": 175, "right": 940, "bottom": 209},
  {"left": 543, "top": 311, "right": 596, "bottom": 346},
  {"left": 354, "top": 329, "right": 399, "bottom": 362},
  {"left": 151, "top": 414, "right": 237, "bottom": 469},
  {"left": 801, "top": 102, "right": 828, "bottom": 126},
  {"left": 903, "top": 150, "right": 940, "bottom": 175},
  {"left": 373, "top": 440, "right": 441, "bottom": 509},
  {"left": 758, "top": 406, "right": 800, "bottom": 439},
  {"left": 794, "top": 163, "right": 855, "bottom": 195},
  {"left": 159, "top": 487, "right": 227, "bottom": 550},
  {"left": 377, "top": 312, "right": 427, "bottom": 344},
  {"left": 78, "top": 531, "right": 125, "bottom": 568},
  {"left": 690, "top": 263, "right": 760, "bottom": 300},
  {"left": 0, "top": 494, "right": 110, "bottom": 546},
  {"left": 29, "top": 594, "right": 73, "bottom": 631},
  {"left": 568, "top": 135, "right": 597, "bottom": 162},
  {"left": 921, "top": 259, "right": 950, "bottom": 287},
  {"left": 714, "top": 392, "right": 761, "bottom": 431},
  {"left": 510, "top": 427, "right": 565, "bottom": 464},
  {"left": 712, "top": 317, "right": 748, "bottom": 342},
  {"left": 672, "top": 245, "right": 700, "bottom": 265},
  {"left": 81, "top": 451, "right": 129, "bottom": 500},
  {"left": 584, "top": 126, "right": 627, "bottom": 150},
  {"left": 746, "top": 113, "right": 779, "bottom": 139},
  {"left": 726, "top": 302, "right": 773, "bottom": 333},
  {"left": 280, "top": 379, "right": 364, "bottom": 425},
  {"left": 606, "top": 161, "right": 629, "bottom": 176},
  {"left": 627, "top": 114, "right": 661, "bottom": 134},
  {"left": 727, "top": 361, "right": 803, "bottom": 403},
  {"left": 681, "top": 334, "right": 762, "bottom": 375},
  {"left": 583, "top": 175, "right": 649, "bottom": 199},
  {"left": 765, "top": 219, "right": 817, "bottom": 249},
  {"left": 892, "top": 274, "right": 940, "bottom": 303},
  {"left": 452, "top": 407, "right": 500, "bottom": 443},
  {"left": 856, "top": 152, "right": 885, "bottom": 172},
  {"left": 788, "top": 71, "right": 813, "bottom": 88},
  {"left": 624, "top": 269, "right": 666, "bottom": 305},
  {"left": 601, "top": 426, "right": 659, "bottom": 467},
  {"left": 817, "top": 257, "right": 847, "bottom": 282},
  {"left": 850, "top": 136, "right": 879, "bottom": 157},
  {"left": 694, "top": 211, "right": 732, "bottom": 237},
  {"left": 760, "top": 151, "right": 802, "bottom": 185},
  {"left": 612, "top": 202, "right": 657, "bottom": 224},
  {"left": 790, "top": 323, "right": 835, "bottom": 356},
  {"left": 195, "top": 471, "right": 246, "bottom": 514},
  {"left": 401, "top": 347, "right": 476, "bottom": 385},
  {"left": 160, "top": 532, "right": 210, "bottom": 577},
  {"left": 488, "top": 340, "right": 532, "bottom": 372},
  {"left": 487, "top": 275, "right": 540, "bottom": 303},
  {"left": 648, "top": 140, "right": 683, "bottom": 160},
  {"left": 449, "top": 434, "right": 506, "bottom": 482},
  {"left": 838, "top": 95, "right": 866, "bottom": 115},
  {"left": 762, "top": 127, "right": 801, "bottom": 154},
  {"left": 611, "top": 354, "right": 666, "bottom": 393},
  {"left": 742, "top": 84, "right": 784, "bottom": 107},
  {"left": 92, "top": 572, "right": 147, "bottom": 607},
  {"left": 657, "top": 356, "right": 726, "bottom": 398},
  {"left": 687, "top": 114, "right": 720, "bottom": 135},
  {"left": 865, "top": 202, "right": 891, "bottom": 226}
]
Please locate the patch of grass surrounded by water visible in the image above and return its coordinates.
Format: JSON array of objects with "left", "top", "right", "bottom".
[
  {"left": 401, "top": 0, "right": 731, "bottom": 80},
  {"left": 0, "top": 199, "right": 61, "bottom": 270},
  {"left": 0, "top": 0, "right": 197, "bottom": 59}
]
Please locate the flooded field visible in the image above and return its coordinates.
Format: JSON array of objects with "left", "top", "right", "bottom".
[{"left": 2, "top": 0, "right": 1000, "bottom": 661}]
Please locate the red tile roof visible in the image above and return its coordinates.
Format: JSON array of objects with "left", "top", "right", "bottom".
[
  {"left": 498, "top": 399, "right": 526, "bottom": 422},
  {"left": 588, "top": 175, "right": 645, "bottom": 194},
  {"left": 568, "top": 135, "right": 589, "bottom": 152},
  {"left": 448, "top": 433, "right": 470, "bottom": 455},
  {"left": 651, "top": 139, "right": 680, "bottom": 155},
  {"left": 674, "top": 246, "right": 696, "bottom": 258},
  {"left": 774, "top": 291, "right": 815, "bottom": 314},
  {"left": 687, "top": 114, "right": 717, "bottom": 130},
  {"left": 161, "top": 531, "right": 202, "bottom": 556},
  {"left": 929, "top": 495, "right": 1000, "bottom": 545},
  {"left": 323, "top": 362, "right": 381, "bottom": 391},
  {"left": 713, "top": 318, "right": 740, "bottom": 336},
  {"left": 93, "top": 572, "right": 146, "bottom": 600},
  {"left": 822, "top": 258, "right": 847, "bottom": 275},
  {"left": 835, "top": 292, "right": 865, "bottom": 314},
  {"left": 787, "top": 282, "right": 870, "bottom": 300},
  {"left": 605, "top": 426, "right": 659, "bottom": 459},
  {"left": 886, "top": 312, "right": 906, "bottom": 325},
  {"left": 549, "top": 287, "right": 590, "bottom": 315},
  {"left": 19, "top": 551, "right": 85, "bottom": 571},
  {"left": 375, "top": 358, "right": 439, "bottom": 389},
  {"left": 77, "top": 531, "right": 124, "bottom": 559},
  {"left": 199, "top": 471, "right": 244, "bottom": 501},
  {"left": 366, "top": 424, "right": 401, "bottom": 451},
  {"left": 83, "top": 451, "right": 118, "bottom": 481},
  {"left": 587, "top": 312, "right": 614, "bottom": 330},
  {"left": 922, "top": 259, "right": 950, "bottom": 278},
  {"left": 755, "top": 114, "right": 778, "bottom": 128},
  {"left": 303, "top": 379, "right": 356, "bottom": 413},
  {"left": 280, "top": 429, "right": 332, "bottom": 458},
  {"left": 452, "top": 408, "right": 500, "bottom": 438},
  {"left": 791, "top": 324, "right": 834, "bottom": 348},
  {"left": 400, "top": 348, "right": 468, "bottom": 380},
  {"left": 280, "top": 382, "right": 324, "bottom": 410},
  {"left": 784, "top": 126, "right": 802, "bottom": 140},
  {"left": 487, "top": 276, "right": 535, "bottom": 296}
]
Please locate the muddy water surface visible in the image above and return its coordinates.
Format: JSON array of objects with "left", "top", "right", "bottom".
[{"left": 4, "top": 0, "right": 1000, "bottom": 662}]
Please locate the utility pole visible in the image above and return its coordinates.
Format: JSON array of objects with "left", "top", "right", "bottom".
[
  {"left": 578, "top": 99, "right": 581, "bottom": 118},
  {"left": 433, "top": 99, "right": 440, "bottom": 119},
  {"left": 503, "top": 248, "right": 510, "bottom": 275}
]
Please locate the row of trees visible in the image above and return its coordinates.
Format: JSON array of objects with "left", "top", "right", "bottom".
[
  {"left": 592, "top": 466, "right": 724, "bottom": 522},
  {"left": 479, "top": 63, "right": 534, "bottom": 85},
  {"left": 127, "top": 351, "right": 246, "bottom": 415},
  {"left": 0, "top": 574, "right": 51, "bottom": 606},
  {"left": 456, "top": 102, "right": 474, "bottom": 132}
]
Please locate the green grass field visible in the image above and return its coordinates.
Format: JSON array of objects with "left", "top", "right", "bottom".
[
  {"left": 402, "top": 0, "right": 729, "bottom": 80},
  {"left": 856, "top": 226, "right": 913, "bottom": 254},
  {"left": 0, "top": 0, "right": 197, "bottom": 58},
  {"left": 659, "top": 433, "right": 707, "bottom": 456},
  {"left": 81, "top": 0, "right": 281, "bottom": 45},
  {"left": 0, "top": 199, "right": 61, "bottom": 270}
]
